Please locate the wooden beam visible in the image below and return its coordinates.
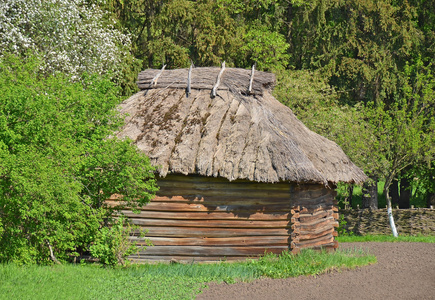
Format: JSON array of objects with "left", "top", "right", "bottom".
[
  {"left": 155, "top": 189, "right": 292, "bottom": 199},
  {"left": 140, "top": 227, "right": 290, "bottom": 237},
  {"left": 248, "top": 64, "right": 255, "bottom": 94},
  {"left": 149, "top": 64, "right": 166, "bottom": 87},
  {"left": 121, "top": 202, "right": 295, "bottom": 213},
  {"left": 138, "top": 245, "right": 288, "bottom": 256},
  {"left": 186, "top": 63, "right": 193, "bottom": 97},
  {"left": 211, "top": 61, "right": 225, "bottom": 98},
  {"left": 136, "top": 236, "right": 289, "bottom": 246},
  {"left": 119, "top": 210, "right": 290, "bottom": 220},
  {"left": 129, "top": 255, "right": 268, "bottom": 263},
  {"left": 129, "top": 218, "right": 290, "bottom": 228}
]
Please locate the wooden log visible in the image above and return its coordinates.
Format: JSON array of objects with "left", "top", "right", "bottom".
[
  {"left": 294, "top": 195, "right": 335, "bottom": 206},
  {"left": 186, "top": 63, "right": 193, "bottom": 96},
  {"left": 149, "top": 65, "right": 166, "bottom": 87},
  {"left": 155, "top": 187, "right": 292, "bottom": 198},
  {"left": 300, "top": 215, "right": 335, "bottom": 227},
  {"left": 248, "top": 64, "right": 255, "bottom": 94},
  {"left": 138, "top": 245, "right": 288, "bottom": 256},
  {"left": 157, "top": 176, "right": 293, "bottom": 190},
  {"left": 300, "top": 241, "right": 338, "bottom": 251},
  {"left": 299, "top": 222, "right": 335, "bottom": 235},
  {"left": 136, "top": 67, "right": 275, "bottom": 95},
  {"left": 118, "top": 202, "right": 295, "bottom": 213},
  {"left": 151, "top": 190, "right": 291, "bottom": 203},
  {"left": 211, "top": 61, "right": 226, "bottom": 98},
  {"left": 129, "top": 218, "right": 290, "bottom": 228},
  {"left": 140, "top": 227, "right": 290, "bottom": 238},
  {"left": 136, "top": 236, "right": 289, "bottom": 246},
  {"left": 119, "top": 210, "right": 290, "bottom": 220},
  {"left": 298, "top": 205, "right": 336, "bottom": 214},
  {"left": 129, "top": 255, "right": 268, "bottom": 263},
  {"left": 299, "top": 210, "right": 333, "bottom": 222},
  {"left": 138, "top": 83, "right": 231, "bottom": 91},
  {"left": 298, "top": 228, "right": 335, "bottom": 241},
  {"left": 292, "top": 234, "right": 334, "bottom": 249}
]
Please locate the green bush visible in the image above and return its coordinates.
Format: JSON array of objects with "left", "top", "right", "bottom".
[
  {"left": 0, "top": 53, "right": 157, "bottom": 265},
  {"left": 90, "top": 217, "right": 148, "bottom": 266}
]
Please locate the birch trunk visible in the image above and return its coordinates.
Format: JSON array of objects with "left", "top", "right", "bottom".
[{"left": 384, "top": 176, "right": 399, "bottom": 237}]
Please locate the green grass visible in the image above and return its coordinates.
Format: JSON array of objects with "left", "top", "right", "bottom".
[
  {"left": 0, "top": 249, "right": 375, "bottom": 300},
  {"left": 336, "top": 234, "right": 435, "bottom": 243}
]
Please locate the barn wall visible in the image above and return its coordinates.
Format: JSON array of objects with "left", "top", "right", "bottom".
[
  {"left": 108, "top": 174, "right": 338, "bottom": 262},
  {"left": 291, "top": 185, "right": 339, "bottom": 253}
]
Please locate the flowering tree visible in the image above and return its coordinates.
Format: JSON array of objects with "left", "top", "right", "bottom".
[{"left": 0, "top": 0, "right": 140, "bottom": 94}]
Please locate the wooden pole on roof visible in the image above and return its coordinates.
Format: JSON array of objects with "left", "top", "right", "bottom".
[
  {"left": 211, "top": 61, "right": 225, "bottom": 98},
  {"left": 149, "top": 64, "right": 166, "bottom": 87},
  {"left": 186, "top": 62, "right": 193, "bottom": 97},
  {"left": 248, "top": 64, "right": 255, "bottom": 94}
]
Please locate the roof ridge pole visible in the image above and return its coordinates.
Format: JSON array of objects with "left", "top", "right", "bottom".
[
  {"left": 248, "top": 64, "right": 255, "bottom": 94},
  {"left": 149, "top": 64, "right": 166, "bottom": 88},
  {"left": 211, "top": 61, "right": 225, "bottom": 98},
  {"left": 186, "top": 63, "right": 193, "bottom": 97}
]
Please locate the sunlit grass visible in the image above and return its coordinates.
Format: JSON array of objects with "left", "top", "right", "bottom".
[{"left": 337, "top": 234, "right": 435, "bottom": 243}]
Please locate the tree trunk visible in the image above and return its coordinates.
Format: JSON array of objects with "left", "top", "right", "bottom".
[
  {"left": 389, "top": 179, "right": 399, "bottom": 206},
  {"left": 427, "top": 192, "right": 435, "bottom": 207},
  {"left": 362, "top": 178, "right": 378, "bottom": 209},
  {"left": 384, "top": 176, "right": 399, "bottom": 237},
  {"left": 346, "top": 184, "right": 354, "bottom": 208},
  {"left": 399, "top": 177, "right": 411, "bottom": 209}
]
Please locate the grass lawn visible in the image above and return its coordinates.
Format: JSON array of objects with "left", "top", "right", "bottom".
[
  {"left": 336, "top": 234, "right": 435, "bottom": 243},
  {"left": 0, "top": 248, "right": 375, "bottom": 300}
]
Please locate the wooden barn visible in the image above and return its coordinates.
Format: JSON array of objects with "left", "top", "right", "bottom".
[{"left": 111, "top": 65, "right": 367, "bottom": 262}]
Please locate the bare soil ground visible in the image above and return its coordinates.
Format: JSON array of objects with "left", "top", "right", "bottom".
[{"left": 197, "top": 242, "right": 435, "bottom": 300}]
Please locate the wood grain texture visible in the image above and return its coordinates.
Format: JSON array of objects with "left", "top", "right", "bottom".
[
  {"left": 113, "top": 174, "right": 339, "bottom": 261},
  {"left": 137, "top": 236, "right": 289, "bottom": 246},
  {"left": 138, "top": 245, "right": 288, "bottom": 256}
]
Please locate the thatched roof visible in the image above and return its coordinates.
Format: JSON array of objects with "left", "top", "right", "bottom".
[{"left": 118, "top": 67, "right": 367, "bottom": 185}]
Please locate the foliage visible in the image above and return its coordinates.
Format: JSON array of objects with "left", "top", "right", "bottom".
[
  {"left": 286, "top": 0, "right": 422, "bottom": 104},
  {"left": 274, "top": 69, "right": 385, "bottom": 176},
  {"left": 240, "top": 25, "right": 290, "bottom": 71},
  {"left": 0, "top": 248, "right": 376, "bottom": 299},
  {"left": 0, "top": 0, "right": 140, "bottom": 94},
  {"left": 90, "top": 216, "right": 149, "bottom": 266},
  {"left": 337, "top": 214, "right": 354, "bottom": 236},
  {"left": 0, "top": 54, "right": 157, "bottom": 265},
  {"left": 101, "top": 0, "right": 290, "bottom": 70},
  {"left": 362, "top": 58, "right": 435, "bottom": 216}
]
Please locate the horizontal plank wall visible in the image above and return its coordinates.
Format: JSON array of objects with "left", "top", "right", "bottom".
[{"left": 108, "top": 174, "right": 338, "bottom": 262}]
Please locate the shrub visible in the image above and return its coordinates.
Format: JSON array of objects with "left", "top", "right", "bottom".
[{"left": 0, "top": 54, "right": 157, "bottom": 264}]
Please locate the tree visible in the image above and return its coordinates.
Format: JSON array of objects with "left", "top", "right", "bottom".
[
  {"left": 285, "top": 0, "right": 422, "bottom": 105},
  {"left": 0, "top": 0, "right": 140, "bottom": 95},
  {"left": 363, "top": 60, "right": 435, "bottom": 236},
  {"left": 362, "top": 178, "right": 378, "bottom": 210},
  {"left": 0, "top": 54, "right": 158, "bottom": 264},
  {"left": 102, "top": 0, "right": 290, "bottom": 71}
]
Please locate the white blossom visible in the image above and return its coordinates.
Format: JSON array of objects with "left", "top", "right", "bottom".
[{"left": 0, "top": 0, "right": 134, "bottom": 83}]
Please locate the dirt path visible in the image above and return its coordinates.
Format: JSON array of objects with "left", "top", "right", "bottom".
[{"left": 197, "top": 242, "right": 435, "bottom": 300}]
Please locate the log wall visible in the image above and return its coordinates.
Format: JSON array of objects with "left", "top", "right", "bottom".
[{"left": 108, "top": 174, "right": 338, "bottom": 262}]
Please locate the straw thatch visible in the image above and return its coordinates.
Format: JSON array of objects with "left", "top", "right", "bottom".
[{"left": 118, "top": 67, "right": 367, "bottom": 185}]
